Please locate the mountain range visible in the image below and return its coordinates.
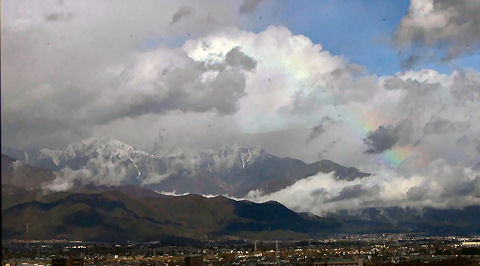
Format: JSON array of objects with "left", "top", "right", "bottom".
[
  {"left": 2, "top": 184, "right": 330, "bottom": 241},
  {"left": 2, "top": 183, "right": 479, "bottom": 242},
  {"left": 2, "top": 137, "right": 369, "bottom": 197},
  {"left": 2, "top": 137, "right": 480, "bottom": 242}
]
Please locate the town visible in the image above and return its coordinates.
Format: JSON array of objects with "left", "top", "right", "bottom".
[{"left": 3, "top": 234, "right": 480, "bottom": 265}]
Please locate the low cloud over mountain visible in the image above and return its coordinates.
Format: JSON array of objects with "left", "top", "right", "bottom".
[{"left": 3, "top": 137, "right": 369, "bottom": 198}]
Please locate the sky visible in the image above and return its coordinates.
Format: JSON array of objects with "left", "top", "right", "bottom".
[{"left": 2, "top": 0, "right": 480, "bottom": 213}]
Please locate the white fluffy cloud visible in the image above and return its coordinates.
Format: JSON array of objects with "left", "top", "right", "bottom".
[
  {"left": 183, "top": 26, "right": 345, "bottom": 133},
  {"left": 245, "top": 160, "right": 480, "bottom": 215},
  {"left": 393, "top": 0, "right": 480, "bottom": 66}
]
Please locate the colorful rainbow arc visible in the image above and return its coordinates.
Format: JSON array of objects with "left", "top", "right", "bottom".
[{"left": 277, "top": 62, "right": 430, "bottom": 168}]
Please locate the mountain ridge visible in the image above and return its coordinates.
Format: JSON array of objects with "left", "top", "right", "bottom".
[
  {"left": 2, "top": 184, "right": 479, "bottom": 242},
  {"left": 2, "top": 137, "right": 370, "bottom": 196}
]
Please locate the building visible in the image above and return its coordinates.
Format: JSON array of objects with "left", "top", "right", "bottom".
[
  {"left": 51, "top": 257, "right": 85, "bottom": 266},
  {"left": 462, "top": 241, "right": 480, "bottom": 247},
  {"left": 185, "top": 255, "right": 204, "bottom": 266},
  {"left": 315, "top": 258, "right": 364, "bottom": 266}
]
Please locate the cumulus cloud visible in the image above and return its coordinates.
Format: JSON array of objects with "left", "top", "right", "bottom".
[
  {"left": 111, "top": 46, "right": 255, "bottom": 118},
  {"left": 393, "top": 0, "right": 480, "bottom": 65},
  {"left": 183, "top": 26, "right": 346, "bottom": 135}
]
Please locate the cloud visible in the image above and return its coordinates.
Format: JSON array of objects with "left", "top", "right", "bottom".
[
  {"left": 450, "top": 68, "right": 480, "bottom": 103},
  {"left": 244, "top": 159, "right": 480, "bottom": 215},
  {"left": 3, "top": 22, "right": 480, "bottom": 176},
  {"left": 44, "top": 11, "right": 74, "bottom": 22},
  {"left": 443, "top": 177, "right": 479, "bottom": 197},
  {"left": 393, "top": 0, "right": 480, "bottom": 65},
  {"left": 1, "top": 42, "right": 256, "bottom": 148},
  {"left": 326, "top": 184, "right": 380, "bottom": 202},
  {"left": 225, "top": 46, "right": 257, "bottom": 70},
  {"left": 170, "top": 6, "right": 195, "bottom": 25},
  {"left": 238, "top": 0, "right": 264, "bottom": 14},
  {"left": 400, "top": 54, "right": 420, "bottom": 70},
  {"left": 110, "top": 46, "right": 255, "bottom": 119},
  {"left": 183, "top": 26, "right": 345, "bottom": 135},
  {"left": 1, "top": 0, "right": 252, "bottom": 149},
  {"left": 423, "top": 117, "right": 468, "bottom": 135},
  {"left": 11, "top": 160, "right": 24, "bottom": 171},
  {"left": 364, "top": 125, "right": 399, "bottom": 153},
  {"left": 364, "top": 120, "right": 413, "bottom": 154},
  {"left": 307, "top": 116, "right": 335, "bottom": 142}
]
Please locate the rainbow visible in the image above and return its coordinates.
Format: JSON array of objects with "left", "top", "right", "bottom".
[
  {"left": 237, "top": 42, "right": 430, "bottom": 168},
  {"left": 278, "top": 62, "right": 429, "bottom": 168},
  {"left": 346, "top": 104, "right": 429, "bottom": 168}
]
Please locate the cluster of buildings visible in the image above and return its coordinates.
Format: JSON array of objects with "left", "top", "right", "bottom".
[{"left": 2, "top": 234, "right": 480, "bottom": 265}]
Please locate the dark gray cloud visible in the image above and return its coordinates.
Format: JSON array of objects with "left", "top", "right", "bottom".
[
  {"left": 104, "top": 47, "right": 255, "bottom": 122},
  {"left": 310, "top": 188, "right": 327, "bottom": 197},
  {"left": 400, "top": 54, "right": 420, "bottom": 70},
  {"left": 364, "top": 126, "right": 398, "bottom": 154},
  {"left": 423, "top": 117, "right": 468, "bottom": 135},
  {"left": 406, "top": 186, "right": 428, "bottom": 201},
  {"left": 456, "top": 135, "right": 469, "bottom": 146},
  {"left": 383, "top": 76, "right": 439, "bottom": 92},
  {"left": 225, "top": 47, "right": 257, "bottom": 70},
  {"left": 364, "top": 120, "right": 413, "bottom": 154},
  {"left": 171, "top": 6, "right": 195, "bottom": 25},
  {"left": 326, "top": 184, "right": 379, "bottom": 202},
  {"left": 383, "top": 77, "right": 406, "bottom": 91},
  {"left": 307, "top": 116, "right": 335, "bottom": 142},
  {"left": 331, "top": 63, "right": 366, "bottom": 78},
  {"left": 2, "top": 114, "right": 73, "bottom": 145},
  {"left": 2, "top": 0, "right": 256, "bottom": 150},
  {"left": 474, "top": 162, "right": 480, "bottom": 171},
  {"left": 444, "top": 177, "right": 478, "bottom": 196},
  {"left": 393, "top": 0, "right": 480, "bottom": 66},
  {"left": 238, "top": 0, "right": 264, "bottom": 14},
  {"left": 450, "top": 69, "right": 480, "bottom": 103},
  {"left": 44, "top": 12, "right": 74, "bottom": 22}
]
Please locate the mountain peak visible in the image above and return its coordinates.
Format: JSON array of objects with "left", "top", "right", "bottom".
[
  {"left": 64, "top": 136, "right": 149, "bottom": 159},
  {"left": 3, "top": 138, "right": 369, "bottom": 196},
  {"left": 75, "top": 136, "right": 133, "bottom": 150}
]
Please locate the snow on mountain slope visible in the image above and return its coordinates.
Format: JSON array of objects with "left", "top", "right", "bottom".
[{"left": 3, "top": 137, "right": 369, "bottom": 195}]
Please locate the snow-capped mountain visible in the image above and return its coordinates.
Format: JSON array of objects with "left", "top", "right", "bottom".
[{"left": 3, "top": 137, "right": 369, "bottom": 196}]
